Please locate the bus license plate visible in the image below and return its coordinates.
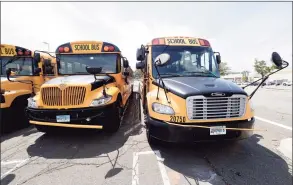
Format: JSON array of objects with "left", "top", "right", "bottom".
[
  {"left": 56, "top": 115, "right": 70, "bottom": 122},
  {"left": 210, "top": 126, "right": 226, "bottom": 135}
]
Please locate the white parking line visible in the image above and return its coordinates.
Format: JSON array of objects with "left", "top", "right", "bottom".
[
  {"left": 1, "top": 159, "right": 29, "bottom": 180},
  {"left": 255, "top": 116, "right": 292, "bottom": 130},
  {"left": 154, "top": 151, "right": 171, "bottom": 185},
  {"left": 132, "top": 150, "right": 171, "bottom": 185},
  {"left": 1, "top": 160, "right": 27, "bottom": 166},
  {"left": 124, "top": 123, "right": 141, "bottom": 136}
]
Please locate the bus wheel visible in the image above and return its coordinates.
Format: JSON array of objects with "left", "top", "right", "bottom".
[
  {"left": 146, "top": 126, "right": 158, "bottom": 145},
  {"left": 104, "top": 101, "right": 122, "bottom": 133}
]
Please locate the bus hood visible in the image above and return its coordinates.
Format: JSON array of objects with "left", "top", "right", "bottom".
[
  {"left": 43, "top": 75, "right": 115, "bottom": 91},
  {"left": 1, "top": 77, "right": 8, "bottom": 82},
  {"left": 44, "top": 75, "right": 113, "bottom": 85},
  {"left": 154, "top": 77, "right": 247, "bottom": 99}
]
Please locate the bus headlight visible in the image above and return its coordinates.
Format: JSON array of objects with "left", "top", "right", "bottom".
[
  {"left": 27, "top": 98, "right": 38, "bottom": 108},
  {"left": 152, "top": 103, "right": 175, "bottom": 115},
  {"left": 90, "top": 96, "right": 112, "bottom": 107}
]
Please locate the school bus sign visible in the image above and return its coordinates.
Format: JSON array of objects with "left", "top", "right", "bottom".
[{"left": 0, "top": 45, "right": 16, "bottom": 56}]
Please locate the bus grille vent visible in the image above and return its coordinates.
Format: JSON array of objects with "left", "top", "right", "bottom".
[
  {"left": 186, "top": 95, "right": 247, "bottom": 120},
  {"left": 41, "top": 86, "right": 86, "bottom": 106}
]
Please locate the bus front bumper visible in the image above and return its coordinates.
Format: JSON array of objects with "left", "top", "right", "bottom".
[
  {"left": 147, "top": 117, "right": 255, "bottom": 143},
  {"left": 25, "top": 104, "right": 115, "bottom": 129}
]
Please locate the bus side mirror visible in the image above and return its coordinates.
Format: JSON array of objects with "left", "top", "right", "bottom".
[
  {"left": 123, "top": 71, "right": 130, "bottom": 76},
  {"left": 44, "top": 59, "right": 52, "bottom": 66},
  {"left": 123, "top": 59, "right": 129, "bottom": 68},
  {"left": 6, "top": 68, "right": 12, "bottom": 81},
  {"left": 136, "top": 47, "right": 145, "bottom": 61},
  {"left": 136, "top": 61, "right": 145, "bottom": 69},
  {"left": 34, "top": 53, "right": 41, "bottom": 63},
  {"left": 34, "top": 68, "right": 42, "bottom": 75},
  {"left": 86, "top": 66, "right": 102, "bottom": 75},
  {"left": 216, "top": 55, "right": 221, "bottom": 64},
  {"left": 155, "top": 53, "right": 170, "bottom": 67},
  {"left": 271, "top": 52, "right": 283, "bottom": 68}
]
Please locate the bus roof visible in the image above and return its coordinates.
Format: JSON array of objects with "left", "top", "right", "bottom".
[
  {"left": 147, "top": 36, "right": 211, "bottom": 47},
  {"left": 55, "top": 41, "right": 121, "bottom": 54}
]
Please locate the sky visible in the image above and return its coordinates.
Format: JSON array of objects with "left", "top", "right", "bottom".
[{"left": 1, "top": 2, "right": 292, "bottom": 73}]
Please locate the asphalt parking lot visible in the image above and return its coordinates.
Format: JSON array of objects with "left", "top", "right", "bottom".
[{"left": 1, "top": 85, "right": 292, "bottom": 185}]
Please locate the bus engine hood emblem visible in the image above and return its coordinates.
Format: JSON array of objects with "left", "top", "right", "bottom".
[
  {"left": 211, "top": 93, "right": 225, "bottom": 96},
  {"left": 59, "top": 83, "right": 67, "bottom": 90}
]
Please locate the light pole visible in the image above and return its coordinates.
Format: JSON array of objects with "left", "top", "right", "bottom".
[{"left": 42, "top": 42, "right": 50, "bottom": 52}]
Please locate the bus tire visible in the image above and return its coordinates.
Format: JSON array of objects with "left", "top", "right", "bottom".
[
  {"left": 146, "top": 126, "right": 158, "bottom": 145},
  {"left": 104, "top": 101, "right": 122, "bottom": 133}
]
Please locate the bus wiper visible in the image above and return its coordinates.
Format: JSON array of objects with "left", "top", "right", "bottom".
[
  {"left": 199, "top": 66, "right": 218, "bottom": 77},
  {"left": 184, "top": 70, "right": 217, "bottom": 77},
  {"left": 152, "top": 45, "right": 171, "bottom": 103},
  {"left": 2, "top": 56, "right": 20, "bottom": 67},
  {"left": 74, "top": 72, "right": 88, "bottom": 74},
  {"left": 160, "top": 73, "right": 182, "bottom": 78}
]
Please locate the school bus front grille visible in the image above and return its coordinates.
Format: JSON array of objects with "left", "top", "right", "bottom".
[
  {"left": 41, "top": 86, "right": 86, "bottom": 106},
  {"left": 186, "top": 95, "right": 247, "bottom": 120}
]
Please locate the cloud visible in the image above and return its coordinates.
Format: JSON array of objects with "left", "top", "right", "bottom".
[{"left": 1, "top": 2, "right": 291, "bottom": 71}]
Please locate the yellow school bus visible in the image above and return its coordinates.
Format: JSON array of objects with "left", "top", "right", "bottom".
[
  {"left": 135, "top": 36, "right": 257, "bottom": 144},
  {"left": 26, "top": 41, "right": 133, "bottom": 133},
  {"left": 1, "top": 44, "right": 57, "bottom": 133}
]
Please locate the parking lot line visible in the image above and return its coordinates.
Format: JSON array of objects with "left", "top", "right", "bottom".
[
  {"left": 1, "top": 158, "right": 29, "bottom": 180},
  {"left": 132, "top": 150, "right": 171, "bottom": 185},
  {"left": 255, "top": 116, "right": 292, "bottom": 130}
]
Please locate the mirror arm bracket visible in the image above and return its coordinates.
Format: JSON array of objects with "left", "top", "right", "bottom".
[{"left": 248, "top": 60, "right": 289, "bottom": 99}]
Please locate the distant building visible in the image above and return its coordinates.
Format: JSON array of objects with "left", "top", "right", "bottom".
[
  {"left": 250, "top": 69, "right": 292, "bottom": 83},
  {"left": 221, "top": 72, "right": 244, "bottom": 83}
]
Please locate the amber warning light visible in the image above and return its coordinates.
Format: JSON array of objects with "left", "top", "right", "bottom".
[{"left": 103, "top": 45, "right": 115, "bottom": 52}]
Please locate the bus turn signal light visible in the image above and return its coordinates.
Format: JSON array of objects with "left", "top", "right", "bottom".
[
  {"left": 104, "top": 46, "right": 109, "bottom": 51},
  {"left": 64, "top": 47, "right": 70, "bottom": 52},
  {"left": 103, "top": 45, "right": 115, "bottom": 52}
]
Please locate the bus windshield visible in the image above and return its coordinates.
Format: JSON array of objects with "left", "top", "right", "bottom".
[
  {"left": 57, "top": 54, "right": 119, "bottom": 75},
  {"left": 0, "top": 57, "right": 34, "bottom": 76},
  {"left": 151, "top": 46, "right": 220, "bottom": 78}
]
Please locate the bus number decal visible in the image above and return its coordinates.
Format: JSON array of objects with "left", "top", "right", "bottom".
[{"left": 170, "top": 116, "right": 186, "bottom": 123}]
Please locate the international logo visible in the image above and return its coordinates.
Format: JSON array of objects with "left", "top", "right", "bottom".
[
  {"left": 59, "top": 83, "right": 67, "bottom": 90},
  {"left": 211, "top": 92, "right": 225, "bottom": 96}
]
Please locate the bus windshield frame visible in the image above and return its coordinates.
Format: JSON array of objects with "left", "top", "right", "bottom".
[
  {"left": 56, "top": 53, "right": 120, "bottom": 75},
  {"left": 0, "top": 56, "right": 34, "bottom": 77},
  {"left": 151, "top": 45, "right": 220, "bottom": 79}
]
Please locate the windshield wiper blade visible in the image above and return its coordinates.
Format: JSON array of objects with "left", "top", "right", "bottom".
[
  {"left": 184, "top": 71, "right": 217, "bottom": 77},
  {"left": 74, "top": 72, "right": 88, "bottom": 74},
  {"left": 2, "top": 56, "right": 20, "bottom": 67},
  {"left": 160, "top": 73, "right": 182, "bottom": 77}
]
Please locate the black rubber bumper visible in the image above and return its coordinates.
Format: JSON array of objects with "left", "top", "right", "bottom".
[
  {"left": 147, "top": 117, "right": 255, "bottom": 143},
  {"left": 25, "top": 103, "right": 116, "bottom": 126}
]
